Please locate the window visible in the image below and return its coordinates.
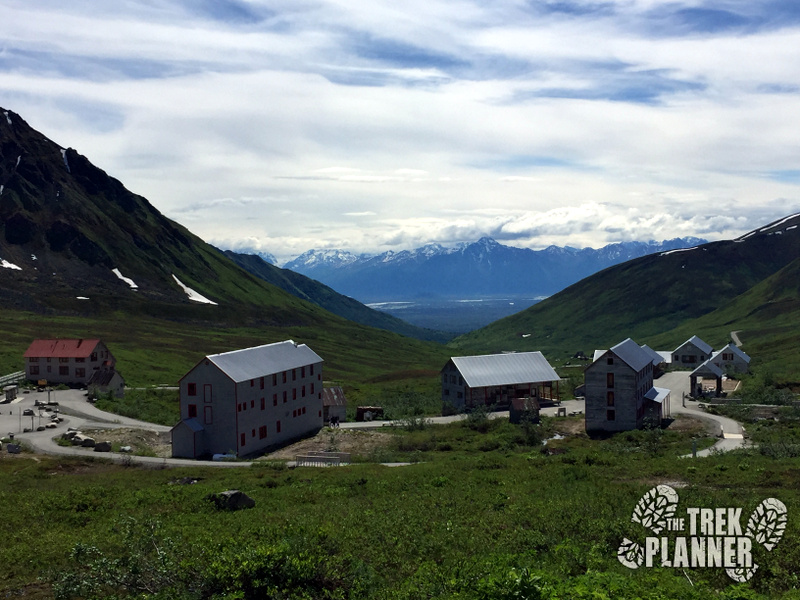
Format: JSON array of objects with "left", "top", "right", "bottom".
[
  {"left": 607, "top": 357, "right": 613, "bottom": 365},
  {"left": 260, "top": 377, "right": 264, "bottom": 390},
  {"left": 292, "top": 369, "right": 297, "bottom": 381},
  {"left": 238, "top": 403, "right": 242, "bottom": 412},
  {"left": 259, "top": 425, "right": 267, "bottom": 439},
  {"left": 29, "top": 357, "right": 39, "bottom": 362},
  {"left": 293, "top": 409, "right": 297, "bottom": 417},
  {"left": 293, "top": 389, "right": 297, "bottom": 400},
  {"left": 90, "top": 353, "right": 97, "bottom": 361},
  {"left": 251, "top": 428, "right": 255, "bottom": 438},
  {"left": 76, "top": 368, "right": 85, "bottom": 378},
  {"left": 310, "top": 364, "right": 314, "bottom": 376},
  {"left": 60, "top": 357, "right": 69, "bottom": 363},
  {"left": 243, "top": 402, "right": 247, "bottom": 411},
  {"left": 59, "top": 366, "right": 68, "bottom": 376},
  {"left": 283, "top": 391, "right": 287, "bottom": 403},
  {"left": 606, "top": 392, "right": 615, "bottom": 407},
  {"left": 606, "top": 373, "right": 614, "bottom": 388},
  {"left": 204, "top": 406, "right": 213, "bottom": 424},
  {"left": 30, "top": 366, "right": 39, "bottom": 375},
  {"left": 282, "top": 372, "right": 287, "bottom": 383},
  {"left": 272, "top": 374, "right": 277, "bottom": 386},
  {"left": 302, "top": 386, "right": 306, "bottom": 398},
  {"left": 187, "top": 383, "right": 197, "bottom": 396},
  {"left": 261, "top": 398, "right": 265, "bottom": 410},
  {"left": 188, "top": 404, "right": 197, "bottom": 418},
  {"left": 251, "top": 379, "right": 255, "bottom": 387},
  {"left": 251, "top": 400, "right": 255, "bottom": 409},
  {"left": 240, "top": 433, "right": 246, "bottom": 447},
  {"left": 311, "top": 383, "right": 315, "bottom": 394},
  {"left": 273, "top": 394, "right": 278, "bottom": 406},
  {"left": 301, "top": 366, "right": 305, "bottom": 378},
  {"left": 607, "top": 409, "right": 615, "bottom": 421},
  {"left": 302, "top": 406, "right": 306, "bottom": 415},
  {"left": 276, "top": 420, "right": 281, "bottom": 433},
  {"left": 75, "top": 358, "right": 85, "bottom": 363}
]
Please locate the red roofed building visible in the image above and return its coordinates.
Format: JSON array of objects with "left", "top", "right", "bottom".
[{"left": 24, "top": 339, "right": 117, "bottom": 387}]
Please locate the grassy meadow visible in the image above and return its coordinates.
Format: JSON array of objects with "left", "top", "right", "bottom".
[{"left": 2, "top": 415, "right": 800, "bottom": 599}]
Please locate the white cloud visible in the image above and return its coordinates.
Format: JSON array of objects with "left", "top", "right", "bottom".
[{"left": 0, "top": 0, "right": 798, "bottom": 264}]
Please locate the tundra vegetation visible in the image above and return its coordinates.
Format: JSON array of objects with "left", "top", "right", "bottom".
[{"left": 2, "top": 414, "right": 799, "bottom": 600}]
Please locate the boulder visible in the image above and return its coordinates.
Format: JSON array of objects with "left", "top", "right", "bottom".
[
  {"left": 94, "top": 441, "right": 112, "bottom": 452},
  {"left": 205, "top": 490, "right": 255, "bottom": 511},
  {"left": 80, "top": 437, "right": 96, "bottom": 448}
]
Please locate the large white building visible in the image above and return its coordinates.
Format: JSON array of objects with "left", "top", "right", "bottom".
[{"left": 171, "top": 340, "right": 324, "bottom": 459}]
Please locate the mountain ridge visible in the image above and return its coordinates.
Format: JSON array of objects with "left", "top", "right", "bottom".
[{"left": 273, "top": 236, "right": 707, "bottom": 302}]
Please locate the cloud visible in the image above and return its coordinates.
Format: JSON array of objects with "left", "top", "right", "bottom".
[{"left": 0, "top": 0, "right": 797, "bottom": 264}]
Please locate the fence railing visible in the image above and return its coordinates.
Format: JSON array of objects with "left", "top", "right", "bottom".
[{"left": 295, "top": 451, "right": 351, "bottom": 467}]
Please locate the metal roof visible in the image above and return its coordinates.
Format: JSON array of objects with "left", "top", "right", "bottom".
[
  {"left": 322, "top": 386, "right": 347, "bottom": 407},
  {"left": 610, "top": 338, "right": 652, "bottom": 372},
  {"left": 645, "top": 386, "right": 670, "bottom": 404},
  {"left": 207, "top": 340, "right": 323, "bottom": 383},
  {"left": 675, "top": 335, "right": 713, "bottom": 355},
  {"left": 24, "top": 339, "right": 102, "bottom": 359},
  {"left": 640, "top": 345, "right": 664, "bottom": 366},
  {"left": 712, "top": 343, "right": 751, "bottom": 364},
  {"left": 448, "top": 352, "right": 559, "bottom": 388},
  {"left": 691, "top": 360, "right": 724, "bottom": 378}
]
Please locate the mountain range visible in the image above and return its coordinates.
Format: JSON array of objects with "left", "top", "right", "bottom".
[{"left": 277, "top": 237, "right": 707, "bottom": 302}]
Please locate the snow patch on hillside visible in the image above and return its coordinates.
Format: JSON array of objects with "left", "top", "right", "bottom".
[
  {"left": 1, "top": 259, "right": 22, "bottom": 270},
  {"left": 3, "top": 111, "right": 10, "bottom": 125},
  {"left": 172, "top": 274, "right": 218, "bottom": 305},
  {"left": 660, "top": 246, "right": 696, "bottom": 256},
  {"left": 112, "top": 268, "right": 138, "bottom": 289},
  {"left": 60, "top": 148, "right": 71, "bottom": 173}
]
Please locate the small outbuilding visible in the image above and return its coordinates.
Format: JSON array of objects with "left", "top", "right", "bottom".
[
  {"left": 509, "top": 397, "right": 540, "bottom": 424},
  {"left": 87, "top": 367, "right": 126, "bottom": 399},
  {"left": 322, "top": 387, "right": 347, "bottom": 423}
]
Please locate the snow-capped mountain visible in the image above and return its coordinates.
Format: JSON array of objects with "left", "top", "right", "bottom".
[{"left": 282, "top": 236, "right": 707, "bottom": 302}]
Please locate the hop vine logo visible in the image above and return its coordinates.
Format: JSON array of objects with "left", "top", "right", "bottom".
[{"left": 617, "top": 485, "right": 787, "bottom": 582}]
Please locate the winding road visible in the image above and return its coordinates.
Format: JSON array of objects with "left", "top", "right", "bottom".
[{"left": 3, "top": 371, "right": 746, "bottom": 465}]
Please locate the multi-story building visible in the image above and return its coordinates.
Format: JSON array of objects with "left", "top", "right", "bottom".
[
  {"left": 24, "top": 339, "right": 117, "bottom": 386},
  {"left": 171, "top": 340, "right": 324, "bottom": 459},
  {"left": 585, "top": 338, "right": 670, "bottom": 433}
]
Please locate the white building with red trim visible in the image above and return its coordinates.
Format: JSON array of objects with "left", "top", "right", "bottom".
[
  {"left": 24, "top": 339, "right": 117, "bottom": 386},
  {"left": 171, "top": 340, "right": 324, "bottom": 459}
]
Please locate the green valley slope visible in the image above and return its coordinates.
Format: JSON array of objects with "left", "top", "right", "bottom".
[{"left": 451, "top": 214, "right": 800, "bottom": 382}]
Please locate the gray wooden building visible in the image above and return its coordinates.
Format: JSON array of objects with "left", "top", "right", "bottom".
[
  {"left": 171, "top": 340, "right": 324, "bottom": 459},
  {"left": 672, "top": 335, "right": 713, "bottom": 367},
  {"left": 441, "top": 352, "right": 559, "bottom": 411},
  {"left": 585, "top": 338, "right": 670, "bottom": 433}
]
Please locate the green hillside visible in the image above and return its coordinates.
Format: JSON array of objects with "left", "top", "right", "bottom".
[
  {"left": 0, "top": 107, "right": 450, "bottom": 395},
  {"left": 451, "top": 215, "right": 800, "bottom": 382},
  {"left": 223, "top": 250, "right": 451, "bottom": 343}
]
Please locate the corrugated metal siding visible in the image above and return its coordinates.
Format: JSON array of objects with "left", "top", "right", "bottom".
[
  {"left": 450, "top": 352, "right": 559, "bottom": 388},
  {"left": 208, "top": 340, "right": 323, "bottom": 383}
]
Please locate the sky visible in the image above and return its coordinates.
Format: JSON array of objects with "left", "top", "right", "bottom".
[{"left": 1, "top": 0, "right": 799, "bottom": 264}]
